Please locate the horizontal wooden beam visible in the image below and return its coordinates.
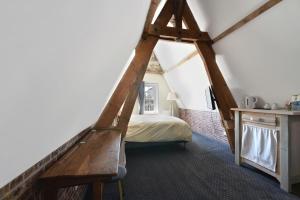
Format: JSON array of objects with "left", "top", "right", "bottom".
[
  {"left": 153, "top": 36, "right": 195, "bottom": 44},
  {"left": 212, "top": 0, "right": 282, "bottom": 43},
  {"left": 146, "top": 68, "right": 164, "bottom": 74},
  {"left": 148, "top": 26, "right": 211, "bottom": 42}
]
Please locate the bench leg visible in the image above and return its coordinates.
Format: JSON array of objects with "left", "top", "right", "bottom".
[
  {"left": 92, "top": 181, "right": 103, "bottom": 200},
  {"left": 42, "top": 188, "right": 57, "bottom": 200},
  {"left": 118, "top": 180, "right": 125, "bottom": 200}
]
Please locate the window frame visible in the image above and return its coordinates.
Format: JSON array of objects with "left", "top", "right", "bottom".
[{"left": 143, "top": 82, "right": 159, "bottom": 114}]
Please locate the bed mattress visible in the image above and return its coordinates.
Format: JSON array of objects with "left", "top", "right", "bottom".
[{"left": 125, "top": 114, "right": 192, "bottom": 142}]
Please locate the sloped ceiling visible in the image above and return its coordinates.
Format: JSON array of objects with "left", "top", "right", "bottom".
[
  {"left": 155, "top": 0, "right": 300, "bottom": 110},
  {"left": 1, "top": 0, "right": 300, "bottom": 188},
  {"left": 187, "top": 0, "right": 266, "bottom": 37},
  {"left": 0, "top": 0, "right": 151, "bottom": 187}
]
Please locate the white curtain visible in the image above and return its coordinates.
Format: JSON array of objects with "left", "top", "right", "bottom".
[
  {"left": 241, "top": 124, "right": 278, "bottom": 172},
  {"left": 138, "top": 81, "right": 145, "bottom": 114}
]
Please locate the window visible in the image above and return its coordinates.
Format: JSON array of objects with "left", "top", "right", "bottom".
[{"left": 144, "top": 83, "right": 159, "bottom": 114}]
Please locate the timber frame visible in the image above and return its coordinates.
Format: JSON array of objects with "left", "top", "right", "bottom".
[{"left": 94, "top": 0, "right": 238, "bottom": 152}]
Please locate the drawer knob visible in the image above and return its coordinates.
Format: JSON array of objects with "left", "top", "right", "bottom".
[{"left": 258, "top": 118, "right": 264, "bottom": 122}]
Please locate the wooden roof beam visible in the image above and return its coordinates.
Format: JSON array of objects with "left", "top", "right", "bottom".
[
  {"left": 166, "top": 0, "right": 283, "bottom": 74},
  {"left": 94, "top": 0, "right": 238, "bottom": 152},
  {"left": 180, "top": 0, "right": 237, "bottom": 151},
  {"left": 143, "top": 0, "right": 161, "bottom": 33},
  {"left": 213, "top": 0, "right": 282, "bottom": 43},
  {"left": 94, "top": 0, "right": 173, "bottom": 129},
  {"left": 173, "top": 0, "right": 186, "bottom": 33}
]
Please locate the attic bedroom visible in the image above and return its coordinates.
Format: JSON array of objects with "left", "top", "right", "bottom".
[{"left": 1, "top": 0, "right": 300, "bottom": 200}]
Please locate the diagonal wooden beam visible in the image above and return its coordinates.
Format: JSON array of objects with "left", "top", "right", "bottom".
[
  {"left": 213, "top": 0, "right": 282, "bottom": 43},
  {"left": 182, "top": 2, "right": 202, "bottom": 33},
  {"left": 116, "top": 1, "right": 176, "bottom": 136},
  {"left": 195, "top": 40, "right": 237, "bottom": 151},
  {"left": 117, "top": 81, "right": 140, "bottom": 138},
  {"left": 168, "top": 0, "right": 282, "bottom": 71},
  {"left": 94, "top": 0, "right": 174, "bottom": 130},
  {"left": 164, "top": 51, "right": 198, "bottom": 74},
  {"left": 143, "top": 0, "right": 161, "bottom": 33},
  {"left": 182, "top": 1, "right": 237, "bottom": 151},
  {"left": 94, "top": 36, "right": 158, "bottom": 129},
  {"left": 152, "top": 0, "right": 174, "bottom": 28}
]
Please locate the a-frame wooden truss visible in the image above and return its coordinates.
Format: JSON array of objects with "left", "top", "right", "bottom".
[{"left": 93, "top": 0, "right": 238, "bottom": 152}]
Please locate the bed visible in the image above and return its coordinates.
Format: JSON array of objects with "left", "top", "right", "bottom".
[{"left": 125, "top": 114, "right": 192, "bottom": 143}]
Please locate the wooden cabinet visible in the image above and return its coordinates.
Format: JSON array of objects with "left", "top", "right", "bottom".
[{"left": 232, "top": 108, "right": 300, "bottom": 192}]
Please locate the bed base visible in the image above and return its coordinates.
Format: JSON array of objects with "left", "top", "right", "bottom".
[{"left": 125, "top": 141, "right": 188, "bottom": 149}]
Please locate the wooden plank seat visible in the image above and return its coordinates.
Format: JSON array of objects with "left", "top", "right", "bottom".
[{"left": 38, "top": 129, "right": 122, "bottom": 200}]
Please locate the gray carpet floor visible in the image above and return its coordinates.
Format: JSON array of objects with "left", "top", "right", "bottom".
[{"left": 102, "top": 133, "right": 300, "bottom": 200}]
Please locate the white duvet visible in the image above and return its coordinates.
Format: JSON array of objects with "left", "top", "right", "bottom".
[{"left": 125, "top": 114, "right": 192, "bottom": 142}]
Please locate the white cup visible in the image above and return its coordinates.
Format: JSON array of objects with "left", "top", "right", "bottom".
[
  {"left": 264, "top": 103, "right": 271, "bottom": 110},
  {"left": 271, "top": 103, "right": 278, "bottom": 110}
]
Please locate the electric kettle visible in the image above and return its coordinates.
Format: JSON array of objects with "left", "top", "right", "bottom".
[{"left": 245, "top": 96, "right": 257, "bottom": 109}]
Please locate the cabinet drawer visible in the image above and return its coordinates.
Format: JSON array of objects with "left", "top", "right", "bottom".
[{"left": 242, "top": 112, "right": 277, "bottom": 126}]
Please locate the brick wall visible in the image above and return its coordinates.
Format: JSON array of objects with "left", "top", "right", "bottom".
[
  {"left": 179, "top": 108, "right": 228, "bottom": 144},
  {"left": 0, "top": 127, "right": 91, "bottom": 200}
]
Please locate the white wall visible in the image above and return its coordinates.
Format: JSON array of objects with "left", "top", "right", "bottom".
[
  {"left": 210, "top": 0, "right": 300, "bottom": 108},
  {"left": 187, "top": 0, "right": 265, "bottom": 38},
  {"left": 155, "top": 0, "right": 300, "bottom": 110},
  {"left": 0, "top": 0, "right": 150, "bottom": 187},
  {"left": 155, "top": 41, "right": 212, "bottom": 111}
]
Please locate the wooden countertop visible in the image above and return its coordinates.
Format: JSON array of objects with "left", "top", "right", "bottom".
[
  {"left": 39, "top": 129, "right": 121, "bottom": 183},
  {"left": 231, "top": 108, "right": 300, "bottom": 115}
]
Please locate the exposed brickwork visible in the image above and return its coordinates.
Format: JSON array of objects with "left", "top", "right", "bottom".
[
  {"left": 179, "top": 108, "right": 228, "bottom": 144},
  {"left": 0, "top": 127, "right": 91, "bottom": 200}
]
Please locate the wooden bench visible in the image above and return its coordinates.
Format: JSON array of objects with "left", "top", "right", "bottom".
[{"left": 38, "top": 129, "right": 122, "bottom": 200}]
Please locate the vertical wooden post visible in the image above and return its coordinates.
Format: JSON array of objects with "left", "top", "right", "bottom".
[
  {"left": 42, "top": 188, "right": 57, "bottom": 200},
  {"left": 234, "top": 111, "right": 241, "bottom": 165},
  {"left": 280, "top": 115, "right": 291, "bottom": 192},
  {"left": 173, "top": 0, "right": 185, "bottom": 34},
  {"left": 92, "top": 181, "right": 103, "bottom": 200}
]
